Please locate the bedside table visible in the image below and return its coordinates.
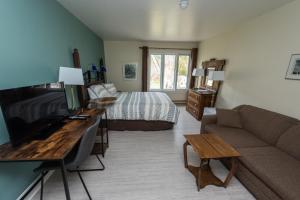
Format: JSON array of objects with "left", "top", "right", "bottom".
[{"left": 186, "top": 89, "right": 214, "bottom": 120}]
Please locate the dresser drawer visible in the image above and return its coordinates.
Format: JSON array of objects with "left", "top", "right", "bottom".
[
  {"left": 188, "top": 91, "right": 200, "bottom": 101},
  {"left": 187, "top": 99, "right": 199, "bottom": 108},
  {"left": 187, "top": 105, "right": 199, "bottom": 118},
  {"left": 188, "top": 96, "right": 201, "bottom": 105},
  {"left": 186, "top": 89, "right": 213, "bottom": 120}
]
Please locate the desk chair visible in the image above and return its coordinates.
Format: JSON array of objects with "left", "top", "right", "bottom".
[{"left": 35, "top": 117, "right": 104, "bottom": 200}]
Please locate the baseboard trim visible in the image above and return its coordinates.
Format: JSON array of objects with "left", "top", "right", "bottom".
[{"left": 17, "top": 170, "right": 54, "bottom": 200}]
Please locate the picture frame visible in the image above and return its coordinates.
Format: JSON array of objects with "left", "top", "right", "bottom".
[
  {"left": 286, "top": 54, "right": 300, "bottom": 80},
  {"left": 123, "top": 63, "right": 137, "bottom": 80}
]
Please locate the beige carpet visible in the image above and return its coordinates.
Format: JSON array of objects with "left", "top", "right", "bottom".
[{"left": 33, "top": 106, "right": 254, "bottom": 200}]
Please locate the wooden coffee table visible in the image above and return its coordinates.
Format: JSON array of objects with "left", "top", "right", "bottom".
[{"left": 183, "top": 133, "right": 240, "bottom": 191}]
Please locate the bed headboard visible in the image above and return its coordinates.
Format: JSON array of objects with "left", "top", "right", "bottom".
[{"left": 72, "top": 48, "right": 104, "bottom": 108}]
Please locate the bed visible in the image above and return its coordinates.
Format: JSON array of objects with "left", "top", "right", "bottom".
[
  {"left": 71, "top": 49, "right": 179, "bottom": 131},
  {"left": 88, "top": 90, "right": 179, "bottom": 131}
]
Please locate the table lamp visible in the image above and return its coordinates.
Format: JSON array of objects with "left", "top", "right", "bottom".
[
  {"left": 207, "top": 70, "right": 225, "bottom": 107},
  {"left": 59, "top": 66, "right": 84, "bottom": 110},
  {"left": 208, "top": 71, "right": 225, "bottom": 81}
]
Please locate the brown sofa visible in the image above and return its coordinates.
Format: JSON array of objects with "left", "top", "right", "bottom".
[{"left": 200, "top": 105, "right": 300, "bottom": 200}]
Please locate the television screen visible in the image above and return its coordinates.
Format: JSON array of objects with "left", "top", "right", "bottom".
[{"left": 0, "top": 82, "right": 70, "bottom": 147}]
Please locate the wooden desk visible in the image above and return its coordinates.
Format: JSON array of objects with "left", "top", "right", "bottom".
[
  {"left": 0, "top": 109, "right": 101, "bottom": 200},
  {"left": 183, "top": 134, "right": 240, "bottom": 191}
]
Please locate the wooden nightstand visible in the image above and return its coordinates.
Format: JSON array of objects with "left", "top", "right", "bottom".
[
  {"left": 89, "top": 97, "right": 116, "bottom": 157},
  {"left": 91, "top": 108, "right": 109, "bottom": 157},
  {"left": 186, "top": 89, "right": 213, "bottom": 120}
]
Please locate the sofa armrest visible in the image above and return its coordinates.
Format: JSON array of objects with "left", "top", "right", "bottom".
[{"left": 201, "top": 115, "right": 217, "bottom": 134}]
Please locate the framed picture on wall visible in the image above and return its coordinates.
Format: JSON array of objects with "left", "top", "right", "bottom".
[
  {"left": 123, "top": 63, "right": 137, "bottom": 80},
  {"left": 286, "top": 54, "right": 300, "bottom": 80}
]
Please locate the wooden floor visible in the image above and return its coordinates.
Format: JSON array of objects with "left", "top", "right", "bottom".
[{"left": 32, "top": 106, "right": 254, "bottom": 200}]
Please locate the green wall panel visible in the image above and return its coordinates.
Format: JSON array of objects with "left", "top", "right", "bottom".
[{"left": 0, "top": 1, "right": 104, "bottom": 199}]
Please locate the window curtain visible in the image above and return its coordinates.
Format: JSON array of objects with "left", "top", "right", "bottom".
[
  {"left": 189, "top": 48, "right": 198, "bottom": 89},
  {"left": 141, "top": 46, "right": 149, "bottom": 91}
]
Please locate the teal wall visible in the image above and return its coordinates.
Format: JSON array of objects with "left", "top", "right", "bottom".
[{"left": 0, "top": 1, "right": 104, "bottom": 199}]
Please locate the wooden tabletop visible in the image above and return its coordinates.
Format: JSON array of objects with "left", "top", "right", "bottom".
[
  {"left": 89, "top": 97, "right": 116, "bottom": 107},
  {"left": 0, "top": 109, "right": 104, "bottom": 162},
  {"left": 184, "top": 134, "right": 240, "bottom": 159}
]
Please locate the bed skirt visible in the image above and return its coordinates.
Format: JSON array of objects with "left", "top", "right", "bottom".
[{"left": 107, "top": 120, "right": 174, "bottom": 131}]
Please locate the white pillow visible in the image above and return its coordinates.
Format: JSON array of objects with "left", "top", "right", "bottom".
[
  {"left": 87, "top": 88, "right": 98, "bottom": 99},
  {"left": 89, "top": 84, "right": 112, "bottom": 98},
  {"left": 104, "top": 83, "right": 117, "bottom": 94}
]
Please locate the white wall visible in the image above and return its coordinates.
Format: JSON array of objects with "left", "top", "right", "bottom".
[
  {"left": 104, "top": 41, "right": 198, "bottom": 101},
  {"left": 198, "top": 0, "right": 300, "bottom": 119}
]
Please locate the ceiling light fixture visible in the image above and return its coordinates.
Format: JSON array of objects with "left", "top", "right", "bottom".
[{"left": 179, "top": 0, "right": 189, "bottom": 9}]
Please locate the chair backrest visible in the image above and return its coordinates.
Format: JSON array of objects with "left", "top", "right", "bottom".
[{"left": 67, "top": 116, "right": 101, "bottom": 170}]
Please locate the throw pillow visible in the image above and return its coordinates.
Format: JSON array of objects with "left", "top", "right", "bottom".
[
  {"left": 216, "top": 108, "right": 243, "bottom": 128},
  {"left": 89, "top": 84, "right": 112, "bottom": 98},
  {"left": 87, "top": 88, "right": 98, "bottom": 99},
  {"left": 104, "top": 83, "right": 117, "bottom": 95}
]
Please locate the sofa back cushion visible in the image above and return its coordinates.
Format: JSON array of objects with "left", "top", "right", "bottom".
[
  {"left": 277, "top": 124, "right": 300, "bottom": 160},
  {"left": 236, "top": 105, "right": 297, "bottom": 145},
  {"left": 216, "top": 108, "right": 243, "bottom": 128}
]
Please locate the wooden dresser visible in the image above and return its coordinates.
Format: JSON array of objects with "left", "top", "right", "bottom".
[{"left": 186, "top": 89, "right": 213, "bottom": 120}]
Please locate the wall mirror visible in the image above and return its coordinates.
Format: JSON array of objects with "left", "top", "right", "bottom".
[
  {"left": 205, "top": 67, "right": 216, "bottom": 88},
  {"left": 201, "top": 59, "right": 225, "bottom": 91},
  {"left": 200, "top": 58, "right": 226, "bottom": 106}
]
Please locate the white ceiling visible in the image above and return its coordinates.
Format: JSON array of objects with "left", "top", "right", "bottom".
[{"left": 58, "top": 0, "right": 293, "bottom": 42}]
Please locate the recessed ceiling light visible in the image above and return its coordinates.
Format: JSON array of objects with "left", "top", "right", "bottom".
[{"left": 179, "top": 0, "right": 189, "bottom": 9}]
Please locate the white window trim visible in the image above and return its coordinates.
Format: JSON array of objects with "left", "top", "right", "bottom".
[{"left": 147, "top": 49, "right": 191, "bottom": 92}]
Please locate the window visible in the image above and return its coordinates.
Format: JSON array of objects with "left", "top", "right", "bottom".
[{"left": 149, "top": 51, "right": 190, "bottom": 91}]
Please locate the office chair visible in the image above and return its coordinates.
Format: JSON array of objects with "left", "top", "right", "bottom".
[{"left": 35, "top": 116, "right": 104, "bottom": 200}]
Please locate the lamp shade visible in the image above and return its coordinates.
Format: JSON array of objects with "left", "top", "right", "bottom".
[
  {"left": 192, "top": 68, "right": 205, "bottom": 77},
  {"left": 58, "top": 66, "right": 84, "bottom": 85},
  {"left": 208, "top": 71, "right": 225, "bottom": 81}
]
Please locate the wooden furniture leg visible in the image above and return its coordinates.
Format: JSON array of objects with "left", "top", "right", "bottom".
[
  {"left": 223, "top": 157, "right": 238, "bottom": 187},
  {"left": 104, "top": 110, "right": 109, "bottom": 148},
  {"left": 100, "top": 115, "right": 104, "bottom": 157},
  {"left": 183, "top": 141, "right": 189, "bottom": 168},
  {"left": 196, "top": 159, "right": 205, "bottom": 191}
]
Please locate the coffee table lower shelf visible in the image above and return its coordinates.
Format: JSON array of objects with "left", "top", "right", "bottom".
[
  {"left": 183, "top": 134, "right": 240, "bottom": 191},
  {"left": 187, "top": 161, "right": 224, "bottom": 190}
]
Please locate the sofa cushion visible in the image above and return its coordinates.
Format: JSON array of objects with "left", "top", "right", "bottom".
[
  {"left": 277, "top": 124, "right": 300, "bottom": 160},
  {"left": 216, "top": 108, "right": 242, "bottom": 128},
  {"left": 238, "top": 146, "right": 300, "bottom": 200},
  {"left": 205, "top": 124, "right": 268, "bottom": 148},
  {"left": 237, "top": 105, "right": 297, "bottom": 145}
]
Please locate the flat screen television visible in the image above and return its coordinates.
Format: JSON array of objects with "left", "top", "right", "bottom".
[{"left": 0, "top": 82, "right": 70, "bottom": 147}]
